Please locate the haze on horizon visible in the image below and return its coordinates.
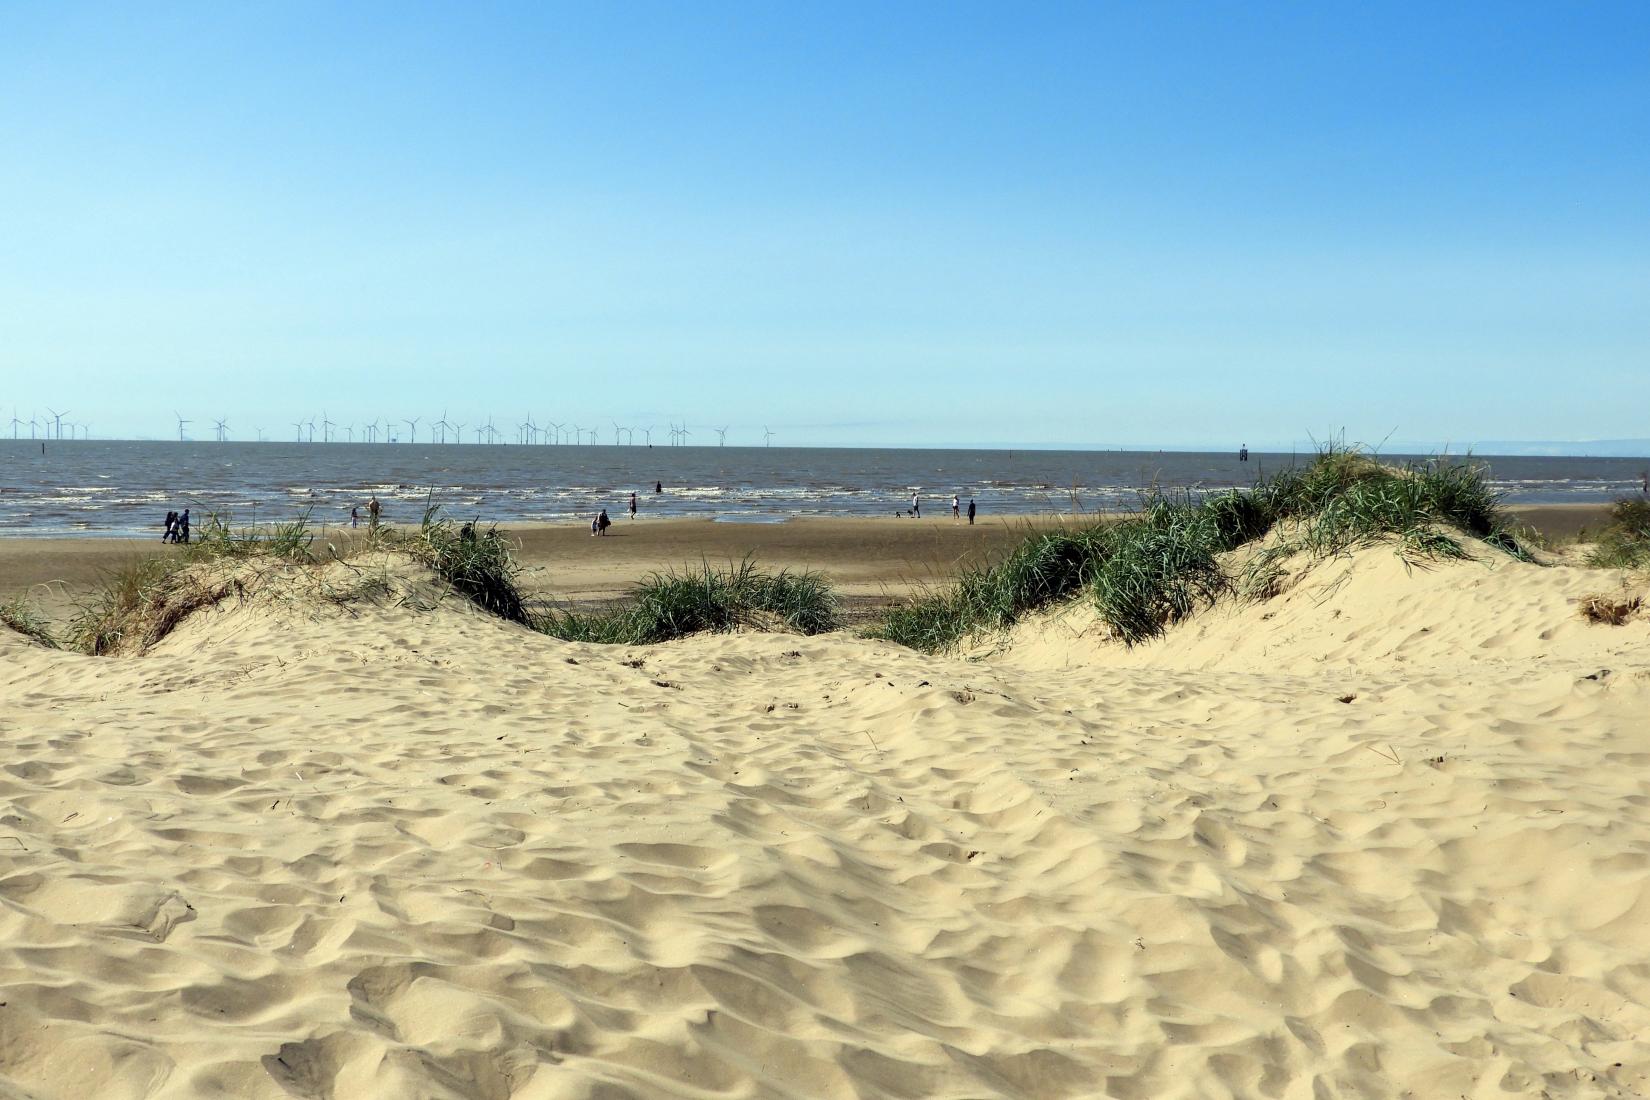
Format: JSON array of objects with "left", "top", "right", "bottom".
[{"left": 1, "top": 2, "right": 1645, "bottom": 449}]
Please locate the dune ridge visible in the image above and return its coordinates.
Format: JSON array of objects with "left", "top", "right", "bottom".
[{"left": 2, "top": 546, "right": 1648, "bottom": 1098}]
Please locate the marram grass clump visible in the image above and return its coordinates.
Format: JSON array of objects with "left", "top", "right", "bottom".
[
  {"left": 539, "top": 558, "right": 839, "bottom": 644},
  {"left": 69, "top": 559, "right": 245, "bottom": 656},
  {"left": 398, "top": 508, "right": 530, "bottom": 625},
  {"left": 870, "top": 446, "right": 1532, "bottom": 653},
  {"left": 1586, "top": 498, "right": 1650, "bottom": 570},
  {"left": 67, "top": 506, "right": 536, "bottom": 654},
  {"left": 1, "top": 596, "right": 59, "bottom": 648},
  {"left": 1258, "top": 452, "right": 1530, "bottom": 562}
]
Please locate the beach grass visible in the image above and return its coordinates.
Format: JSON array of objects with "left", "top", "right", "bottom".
[
  {"left": 870, "top": 445, "right": 1533, "bottom": 653},
  {"left": 68, "top": 556, "right": 244, "bottom": 656},
  {"left": 0, "top": 595, "right": 60, "bottom": 648},
  {"left": 538, "top": 558, "right": 839, "bottom": 644},
  {"left": 193, "top": 510, "right": 317, "bottom": 561},
  {"left": 66, "top": 505, "right": 536, "bottom": 653},
  {"left": 1585, "top": 498, "right": 1650, "bottom": 569},
  {"left": 394, "top": 507, "right": 531, "bottom": 625}
]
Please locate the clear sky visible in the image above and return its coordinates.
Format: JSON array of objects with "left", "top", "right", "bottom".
[{"left": 1, "top": 2, "right": 1645, "bottom": 448}]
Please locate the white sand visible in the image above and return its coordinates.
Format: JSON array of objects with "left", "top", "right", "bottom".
[{"left": 1, "top": 545, "right": 1647, "bottom": 1098}]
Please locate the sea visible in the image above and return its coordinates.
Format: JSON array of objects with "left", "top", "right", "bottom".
[{"left": 1, "top": 440, "right": 1646, "bottom": 538}]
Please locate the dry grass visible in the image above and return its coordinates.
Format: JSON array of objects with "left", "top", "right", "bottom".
[
  {"left": 1578, "top": 590, "right": 1644, "bottom": 626},
  {"left": 0, "top": 596, "right": 60, "bottom": 648}
]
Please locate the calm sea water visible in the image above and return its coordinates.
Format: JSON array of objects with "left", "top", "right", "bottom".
[{"left": 0, "top": 441, "right": 1645, "bottom": 538}]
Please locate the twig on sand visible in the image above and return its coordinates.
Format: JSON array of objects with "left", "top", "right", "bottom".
[
  {"left": 864, "top": 730, "right": 881, "bottom": 754},
  {"left": 1365, "top": 743, "right": 1401, "bottom": 765}
]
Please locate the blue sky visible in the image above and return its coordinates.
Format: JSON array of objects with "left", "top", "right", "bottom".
[{"left": 1, "top": 2, "right": 1645, "bottom": 448}]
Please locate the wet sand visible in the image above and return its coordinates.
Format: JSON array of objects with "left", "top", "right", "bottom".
[
  {"left": 0, "top": 515, "right": 1065, "bottom": 618},
  {"left": 0, "top": 503, "right": 1617, "bottom": 619}
]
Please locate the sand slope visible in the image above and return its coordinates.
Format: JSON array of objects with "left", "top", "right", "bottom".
[{"left": 2, "top": 547, "right": 1648, "bottom": 1098}]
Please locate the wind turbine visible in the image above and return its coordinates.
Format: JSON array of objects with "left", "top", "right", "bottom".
[
  {"left": 344, "top": 424, "right": 354, "bottom": 442},
  {"left": 403, "top": 416, "right": 419, "bottom": 443},
  {"left": 213, "top": 418, "right": 228, "bottom": 442},
  {"left": 255, "top": 426, "right": 267, "bottom": 442},
  {"left": 292, "top": 420, "right": 306, "bottom": 442},
  {"left": 714, "top": 426, "right": 728, "bottom": 446},
  {"left": 46, "top": 408, "right": 69, "bottom": 440},
  {"left": 764, "top": 426, "right": 775, "bottom": 446},
  {"left": 29, "top": 416, "right": 39, "bottom": 440},
  {"left": 450, "top": 421, "right": 465, "bottom": 443},
  {"left": 320, "top": 412, "right": 335, "bottom": 443},
  {"left": 678, "top": 425, "right": 691, "bottom": 446},
  {"left": 8, "top": 411, "right": 22, "bottom": 439},
  {"left": 642, "top": 425, "right": 654, "bottom": 446},
  {"left": 172, "top": 411, "right": 187, "bottom": 442}
]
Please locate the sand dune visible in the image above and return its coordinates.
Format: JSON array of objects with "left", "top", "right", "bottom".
[{"left": 2, "top": 544, "right": 1648, "bottom": 1098}]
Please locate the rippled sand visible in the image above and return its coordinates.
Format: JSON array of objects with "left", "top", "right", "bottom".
[{"left": 1, "top": 544, "right": 1646, "bottom": 1098}]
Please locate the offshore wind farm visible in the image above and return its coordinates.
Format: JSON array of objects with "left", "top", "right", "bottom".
[{"left": 3, "top": 410, "right": 770, "bottom": 448}]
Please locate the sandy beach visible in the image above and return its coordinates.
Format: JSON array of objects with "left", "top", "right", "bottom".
[
  {"left": 0, "top": 503, "right": 1611, "bottom": 620},
  {"left": 7, "top": 2, "right": 1645, "bottom": 1093},
  {"left": 2, "top": 512, "right": 1648, "bottom": 1097}
]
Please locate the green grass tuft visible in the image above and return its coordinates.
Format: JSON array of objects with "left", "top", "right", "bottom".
[
  {"left": 192, "top": 510, "right": 317, "bottom": 561},
  {"left": 1586, "top": 498, "right": 1650, "bottom": 569},
  {"left": 870, "top": 444, "right": 1532, "bottom": 653},
  {"left": 400, "top": 508, "right": 531, "bottom": 624},
  {"left": 1, "top": 596, "right": 60, "bottom": 648},
  {"left": 538, "top": 558, "right": 839, "bottom": 644}
]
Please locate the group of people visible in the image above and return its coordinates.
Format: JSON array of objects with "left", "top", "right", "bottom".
[
  {"left": 592, "top": 487, "right": 653, "bottom": 535},
  {"left": 161, "top": 509, "right": 191, "bottom": 543},
  {"left": 349, "top": 496, "right": 382, "bottom": 528},
  {"left": 901, "top": 492, "right": 978, "bottom": 524}
]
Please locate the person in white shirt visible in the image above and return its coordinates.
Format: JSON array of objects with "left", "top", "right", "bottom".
[{"left": 911, "top": 491, "right": 921, "bottom": 518}]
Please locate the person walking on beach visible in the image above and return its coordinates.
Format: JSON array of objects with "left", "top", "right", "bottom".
[
  {"left": 629, "top": 491, "right": 637, "bottom": 519},
  {"left": 351, "top": 506, "right": 360, "bottom": 528},
  {"left": 368, "top": 495, "right": 381, "bottom": 527},
  {"left": 163, "top": 510, "right": 177, "bottom": 542},
  {"left": 911, "top": 491, "right": 921, "bottom": 518},
  {"left": 967, "top": 498, "right": 976, "bottom": 525},
  {"left": 178, "top": 509, "right": 191, "bottom": 544},
  {"left": 655, "top": 481, "right": 663, "bottom": 494},
  {"left": 951, "top": 494, "right": 960, "bottom": 520},
  {"left": 1238, "top": 444, "right": 1249, "bottom": 462},
  {"left": 597, "top": 509, "right": 611, "bottom": 536}
]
